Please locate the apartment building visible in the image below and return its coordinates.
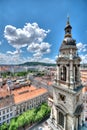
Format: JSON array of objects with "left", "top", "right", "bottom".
[
  {"left": 80, "top": 69, "right": 87, "bottom": 84},
  {"left": 80, "top": 68, "right": 87, "bottom": 124},
  {"left": 0, "top": 83, "right": 48, "bottom": 125},
  {"left": 82, "top": 86, "right": 87, "bottom": 123}
]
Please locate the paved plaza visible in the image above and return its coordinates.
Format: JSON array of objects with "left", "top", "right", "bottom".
[
  {"left": 30, "top": 121, "right": 52, "bottom": 130},
  {"left": 29, "top": 119, "right": 87, "bottom": 130}
]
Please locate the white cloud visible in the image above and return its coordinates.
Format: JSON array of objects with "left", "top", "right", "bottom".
[
  {"left": 77, "top": 42, "right": 87, "bottom": 52},
  {"left": 27, "top": 57, "right": 55, "bottom": 63},
  {"left": 0, "top": 40, "right": 4, "bottom": 45},
  {"left": 80, "top": 54, "right": 87, "bottom": 63},
  {"left": 55, "top": 55, "right": 58, "bottom": 59},
  {"left": 76, "top": 42, "right": 87, "bottom": 63},
  {"left": 27, "top": 42, "right": 51, "bottom": 58},
  {"left": 0, "top": 52, "right": 55, "bottom": 65},
  {"left": 33, "top": 52, "right": 42, "bottom": 59},
  {"left": 0, "top": 41, "right": 2, "bottom": 45},
  {"left": 41, "top": 58, "right": 55, "bottom": 63},
  {"left": 4, "top": 23, "right": 50, "bottom": 49},
  {"left": 7, "top": 49, "right": 22, "bottom": 55},
  {"left": 4, "top": 22, "right": 51, "bottom": 60},
  {"left": 27, "top": 43, "right": 40, "bottom": 53},
  {"left": 0, "top": 53, "right": 21, "bottom": 64},
  {"left": 39, "top": 42, "right": 51, "bottom": 54}
]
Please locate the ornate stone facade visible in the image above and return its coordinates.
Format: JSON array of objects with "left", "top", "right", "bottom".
[{"left": 50, "top": 18, "right": 83, "bottom": 130}]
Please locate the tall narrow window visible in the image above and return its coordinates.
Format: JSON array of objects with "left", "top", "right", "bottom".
[
  {"left": 61, "top": 66, "right": 67, "bottom": 81},
  {"left": 59, "top": 112, "right": 64, "bottom": 128},
  {"left": 63, "top": 66, "right": 66, "bottom": 81},
  {"left": 75, "top": 66, "right": 78, "bottom": 81}
]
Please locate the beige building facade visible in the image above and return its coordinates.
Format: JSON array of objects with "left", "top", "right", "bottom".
[
  {"left": 0, "top": 84, "right": 48, "bottom": 125},
  {"left": 50, "top": 18, "right": 83, "bottom": 130}
]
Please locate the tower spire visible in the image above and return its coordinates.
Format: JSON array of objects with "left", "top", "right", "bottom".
[
  {"left": 50, "top": 18, "right": 83, "bottom": 130},
  {"left": 64, "top": 16, "right": 72, "bottom": 38}
]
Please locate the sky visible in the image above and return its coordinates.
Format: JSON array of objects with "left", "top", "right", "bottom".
[{"left": 0, "top": 0, "right": 87, "bottom": 64}]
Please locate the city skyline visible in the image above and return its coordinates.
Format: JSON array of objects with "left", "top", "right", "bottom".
[{"left": 0, "top": 0, "right": 87, "bottom": 64}]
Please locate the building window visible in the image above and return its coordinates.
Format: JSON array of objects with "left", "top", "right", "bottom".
[
  {"left": 59, "top": 94, "right": 66, "bottom": 102},
  {"left": 59, "top": 112, "right": 64, "bottom": 128},
  {"left": 10, "top": 107, "right": 12, "bottom": 111},
  {"left": 20, "top": 109, "right": 22, "bottom": 113},
  {"left": 7, "top": 109, "right": 9, "bottom": 113},
  {"left": 23, "top": 108, "right": 25, "bottom": 112},
  {"left": 3, "top": 116, "right": 5, "bottom": 120},
  {"left": 61, "top": 66, "right": 67, "bottom": 81},
  {"left": 3, "top": 111, "right": 5, "bottom": 114},
  {"left": 75, "top": 66, "right": 78, "bottom": 81},
  {"left": 10, "top": 113, "right": 12, "bottom": 117},
  {"left": 7, "top": 114, "right": 9, "bottom": 118},
  {"left": 7, "top": 120, "right": 9, "bottom": 123}
]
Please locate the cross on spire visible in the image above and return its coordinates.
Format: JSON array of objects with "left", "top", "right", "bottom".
[{"left": 67, "top": 15, "right": 70, "bottom": 25}]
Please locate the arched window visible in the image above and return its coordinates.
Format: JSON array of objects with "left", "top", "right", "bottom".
[
  {"left": 75, "top": 66, "right": 78, "bottom": 81},
  {"left": 61, "top": 66, "right": 67, "bottom": 81},
  {"left": 59, "top": 112, "right": 64, "bottom": 128}
]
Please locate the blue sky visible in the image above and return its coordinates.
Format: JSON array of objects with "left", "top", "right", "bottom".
[{"left": 0, "top": 0, "right": 87, "bottom": 64}]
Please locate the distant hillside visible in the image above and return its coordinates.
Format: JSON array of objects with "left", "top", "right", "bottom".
[
  {"left": 20, "top": 62, "right": 56, "bottom": 66},
  {"left": 1, "top": 62, "right": 87, "bottom": 67}
]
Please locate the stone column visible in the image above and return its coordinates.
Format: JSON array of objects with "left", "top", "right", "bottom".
[
  {"left": 72, "top": 124, "right": 74, "bottom": 130},
  {"left": 77, "top": 65, "right": 81, "bottom": 84},
  {"left": 73, "top": 66, "right": 75, "bottom": 89},
  {"left": 70, "top": 60, "right": 74, "bottom": 89},
  {"left": 73, "top": 66, "right": 75, "bottom": 82},
  {"left": 66, "top": 66, "right": 69, "bottom": 83},
  {"left": 61, "top": 66, "right": 63, "bottom": 80},
  {"left": 64, "top": 116, "right": 66, "bottom": 130},
  {"left": 55, "top": 108, "right": 58, "bottom": 127},
  {"left": 79, "top": 115, "right": 82, "bottom": 126},
  {"left": 76, "top": 117, "right": 78, "bottom": 130},
  {"left": 57, "top": 66, "right": 60, "bottom": 81},
  {"left": 50, "top": 107, "right": 53, "bottom": 121},
  {"left": 71, "top": 118, "right": 75, "bottom": 130}
]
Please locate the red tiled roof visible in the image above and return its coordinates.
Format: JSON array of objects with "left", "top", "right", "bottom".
[
  {"left": 0, "top": 85, "right": 48, "bottom": 108},
  {"left": 13, "top": 86, "right": 47, "bottom": 104},
  {"left": 82, "top": 86, "right": 87, "bottom": 93}
]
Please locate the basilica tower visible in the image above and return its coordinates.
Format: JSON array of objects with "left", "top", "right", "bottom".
[{"left": 50, "top": 18, "right": 83, "bottom": 130}]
